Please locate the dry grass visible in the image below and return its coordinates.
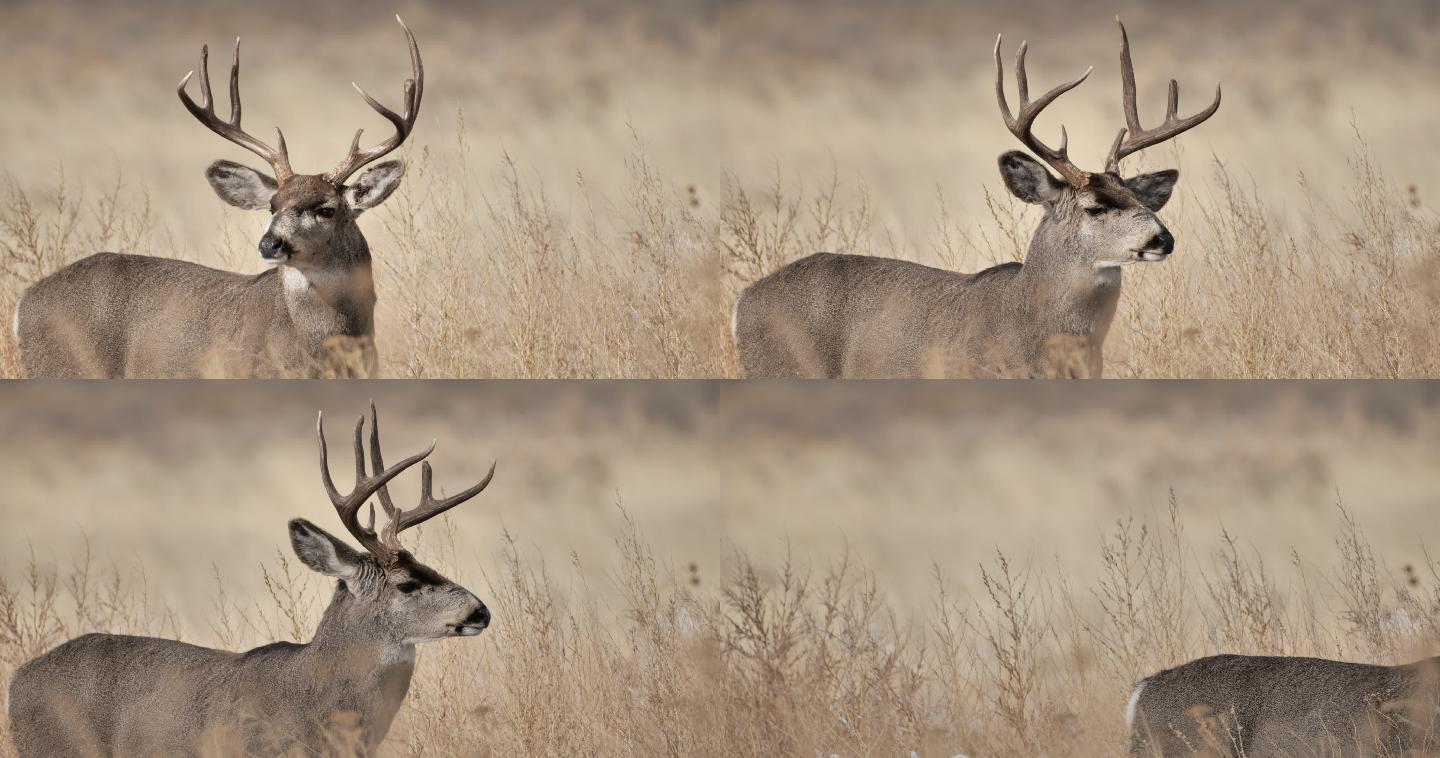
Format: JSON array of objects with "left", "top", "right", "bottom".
[
  {"left": 9, "top": 494, "right": 1440, "bottom": 756},
  {"left": 4, "top": 383, "right": 1440, "bottom": 755},
  {"left": 2, "top": 0, "right": 1439, "bottom": 377}
]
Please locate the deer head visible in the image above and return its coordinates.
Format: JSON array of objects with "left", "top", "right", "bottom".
[
  {"left": 295, "top": 403, "right": 495, "bottom": 644},
  {"left": 993, "top": 19, "right": 1220, "bottom": 272},
  {"left": 178, "top": 16, "right": 422, "bottom": 270}
]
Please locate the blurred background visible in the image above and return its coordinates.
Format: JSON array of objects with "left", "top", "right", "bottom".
[
  {"left": 4, "top": 381, "right": 1439, "bottom": 627},
  {"left": 5, "top": 0, "right": 1436, "bottom": 242}
]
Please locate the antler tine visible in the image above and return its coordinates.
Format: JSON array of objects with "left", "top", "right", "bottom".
[
  {"left": 228, "top": 39, "right": 241, "bottom": 125},
  {"left": 365, "top": 402, "right": 495, "bottom": 555},
  {"left": 366, "top": 400, "right": 402, "bottom": 519},
  {"left": 380, "top": 460, "right": 497, "bottom": 553},
  {"left": 400, "top": 459, "right": 497, "bottom": 533},
  {"left": 994, "top": 33, "right": 1093, "bottom": 188},
  {"left": 1117, "top": 21, "right": 1142, "bottom": 138},
  {"left": 316, "top": 410, "right": 435, "bottom": 562},
  {"left": 324, "top": 16, "right": 424, "bottom": 185},
  {"left": 178, "top": 38, "right": 293, "bottom": 182},
  {"left": 1104, "top": 18, "right": 1222, "bottom": 173}
]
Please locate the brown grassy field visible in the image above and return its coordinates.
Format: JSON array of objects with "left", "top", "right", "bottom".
[
  {"left": 5, "top": 382, "right": 1440, "bottom": 755},
  {"left": 2, "top": 0, "right": 1439, "bottom": 377}
]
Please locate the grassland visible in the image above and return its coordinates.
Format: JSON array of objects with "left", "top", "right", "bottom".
[
  {"left": 2, "top": 0, "right": 1439, "bottom": 377},
  {"left": 5, "top": 383, "right": 1440, "bottom": 755}
]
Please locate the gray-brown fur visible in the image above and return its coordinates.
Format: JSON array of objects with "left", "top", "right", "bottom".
[
  {"left": 7, "top": 544, "right": 485, "bottom": 756},
  {"left": 1129, "top": 654, "right": 1440, "bottom": 757},
  {"left": 15, "top": 18, "right": 423, "bottom": 378},
  {"left": 6, "top": 406, "right": 493, "bottom": 757},
  {"left": 733, "top": 21, "right": 1217, "bottom": 379},
  {"left": 734, "top": 159, "right": 1177, "bottom": 377}
]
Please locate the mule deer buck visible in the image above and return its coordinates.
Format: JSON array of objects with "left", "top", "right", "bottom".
[
  {"left": 1128, "top": 653, "right": 1440, "bottom": 756},
  {"left": 14, "top": 17, "right": 424, "bottom": 378},
  {"left": 732, "top": 20, "right": 1220, "bottom": 378},
  {"left": 6, "top": 404, "right": 495, "bottom": 756}
]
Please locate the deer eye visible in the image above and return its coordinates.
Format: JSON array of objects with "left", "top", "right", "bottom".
[
  {"left": 1084, "top": 206, "right": 1106, "bottom": 216},
  {"left": 395, "top": 581, "right": 420, "bottom": 594},
  {"left": 316, "top": 207, "right": 337, "bottom": 219}
]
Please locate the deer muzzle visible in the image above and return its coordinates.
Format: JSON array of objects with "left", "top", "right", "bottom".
[
  {"left": 453, "top": 599, "right": 490, "bottom": 636},
  {"left": 259, "top": 232, "right": 292, "bottom": 261},
  {"left": 1138, "top": 228, "right": 1174, "bottom": 261}
]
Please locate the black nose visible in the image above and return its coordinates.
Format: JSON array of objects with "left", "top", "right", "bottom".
[
  {"left": 259, "top": 233, "right": 290, "bottom": 259},
  {"left": 463, "top": 604, "right": 491, "bottom": 629},
  {"left": 1147, "top": 229, "right": 1175, "bottom": 255}
]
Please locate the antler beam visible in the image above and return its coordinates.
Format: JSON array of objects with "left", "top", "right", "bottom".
[
  {"left": 1104, "top": 18, "right": 1222, "bottom": 173},
  {"left": 994, "top": 34, "right": 1093, "bottom": 188},
  {"left": 178, "top": 39, "right": 294, "bottom": 183},
  {"left": 323, "top": 16, "right": 425, "bottom": 185},
  {"left": 367, "top": 402, "right": 495, "bottom": 558},
  {"left": 316, "top": 410, "right": 435, "bottom": 562}
]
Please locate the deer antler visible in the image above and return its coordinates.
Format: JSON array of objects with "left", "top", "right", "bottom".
[
  {"left": 323, "top": 16, "right": 425, "bottom": 185},
  {"left": 366, "top": 402, "right": 495, "bottom": 559},
  {"left": 994, "top": 34, "right": 1093, "bottom": 188},
  {"left": 178, "top": 38, "right": 294, "bottom": 183},
  {"left": 1103, "top": 18, "right": 1221, "bottom": 173},
  {"left": 316, "top": 410, "right": 435, "bottom": 563}
]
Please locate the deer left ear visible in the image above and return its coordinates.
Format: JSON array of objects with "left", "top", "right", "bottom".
[
  {"left": 344, "top": 161, "right": 405, "bottom": 213},
  {"left": 1125, "top": 169, "right": 1179, "bottom": 212}
]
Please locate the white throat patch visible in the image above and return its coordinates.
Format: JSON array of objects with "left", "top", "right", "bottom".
[{"left": 281, "top": 266, "right": 312, "bottom": 295}]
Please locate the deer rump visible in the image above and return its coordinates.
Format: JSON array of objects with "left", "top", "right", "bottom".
[{"left": 1129, "top": 654, "right": 1440, "bottom": 757}]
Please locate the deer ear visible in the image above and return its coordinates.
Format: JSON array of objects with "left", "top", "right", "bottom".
[
  {"left": 206, "top": 160, "right": 278, "bottom": 211},
  {"left": 998, "top": 151, "right": 1063, "bottom": 205},
  {"left": 344, "top": 161, "right": 405, "bottom": 212},
  {"left": 288, "top": 519, "right": 367, "bottom": 578},
  {"left": 1126, "top": 169, "right": 1179, "bottom": 212}
]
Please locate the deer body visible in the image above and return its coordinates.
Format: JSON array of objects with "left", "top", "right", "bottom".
[
  {"left": 8, "top": 624, "right": 413, "bottom": 756},
  {"left": 735, "top": 244, "right": 1123, "bottom": 378},
  {"left": 1128, "top": 654, "right": 1440, "bottom": 757},
  {"left": 17, "top": 251, "right": 376, "bottom": 378},
  {"left": 15, "top": 18, "right": 423, "bottom": 379},
  {"left": 733, "top": 21, "right": 1217, "bottom": 379},
  {"left": 6, "top": 405, "right": 495, "bottom": 757}
]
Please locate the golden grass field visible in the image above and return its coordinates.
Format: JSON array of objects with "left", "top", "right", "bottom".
[
  {"left": 5, "top": 382, "right": 1440, "bottom": 755},
  {"left": 2, "top": 0, "right": 1439, "bottom": 377}
]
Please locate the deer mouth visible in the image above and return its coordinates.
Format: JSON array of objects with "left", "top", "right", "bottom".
[
  {"left": 451, "top": 605, "right": 491, "bottom": 637},
  {"left": 1095, "top": 259, "right": 1138, "bottom": 270},
  {"left": 1137, "top": 250, "right": 1170, "bottom": 262}
]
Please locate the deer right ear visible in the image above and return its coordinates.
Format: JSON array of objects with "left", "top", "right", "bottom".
[
  {"left": 998, "top": 151, "right": 1064, "bottom": 205},
  {"left": 206, "top": 160, "right": 278, "bottom": 211},
  {"left": 288, "top": 519, "right": 368, "bottom": 578}
]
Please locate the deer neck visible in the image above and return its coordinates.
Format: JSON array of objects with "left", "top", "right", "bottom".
[
  {"left": 292, "top": 589, "right": 416, "bottom": 743},
  {"left": 278, "top": 232, "right": 377, "bottom": 340},
  {"left": 1017, "top": 233, "right": 1123, "bottom": 337}
]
